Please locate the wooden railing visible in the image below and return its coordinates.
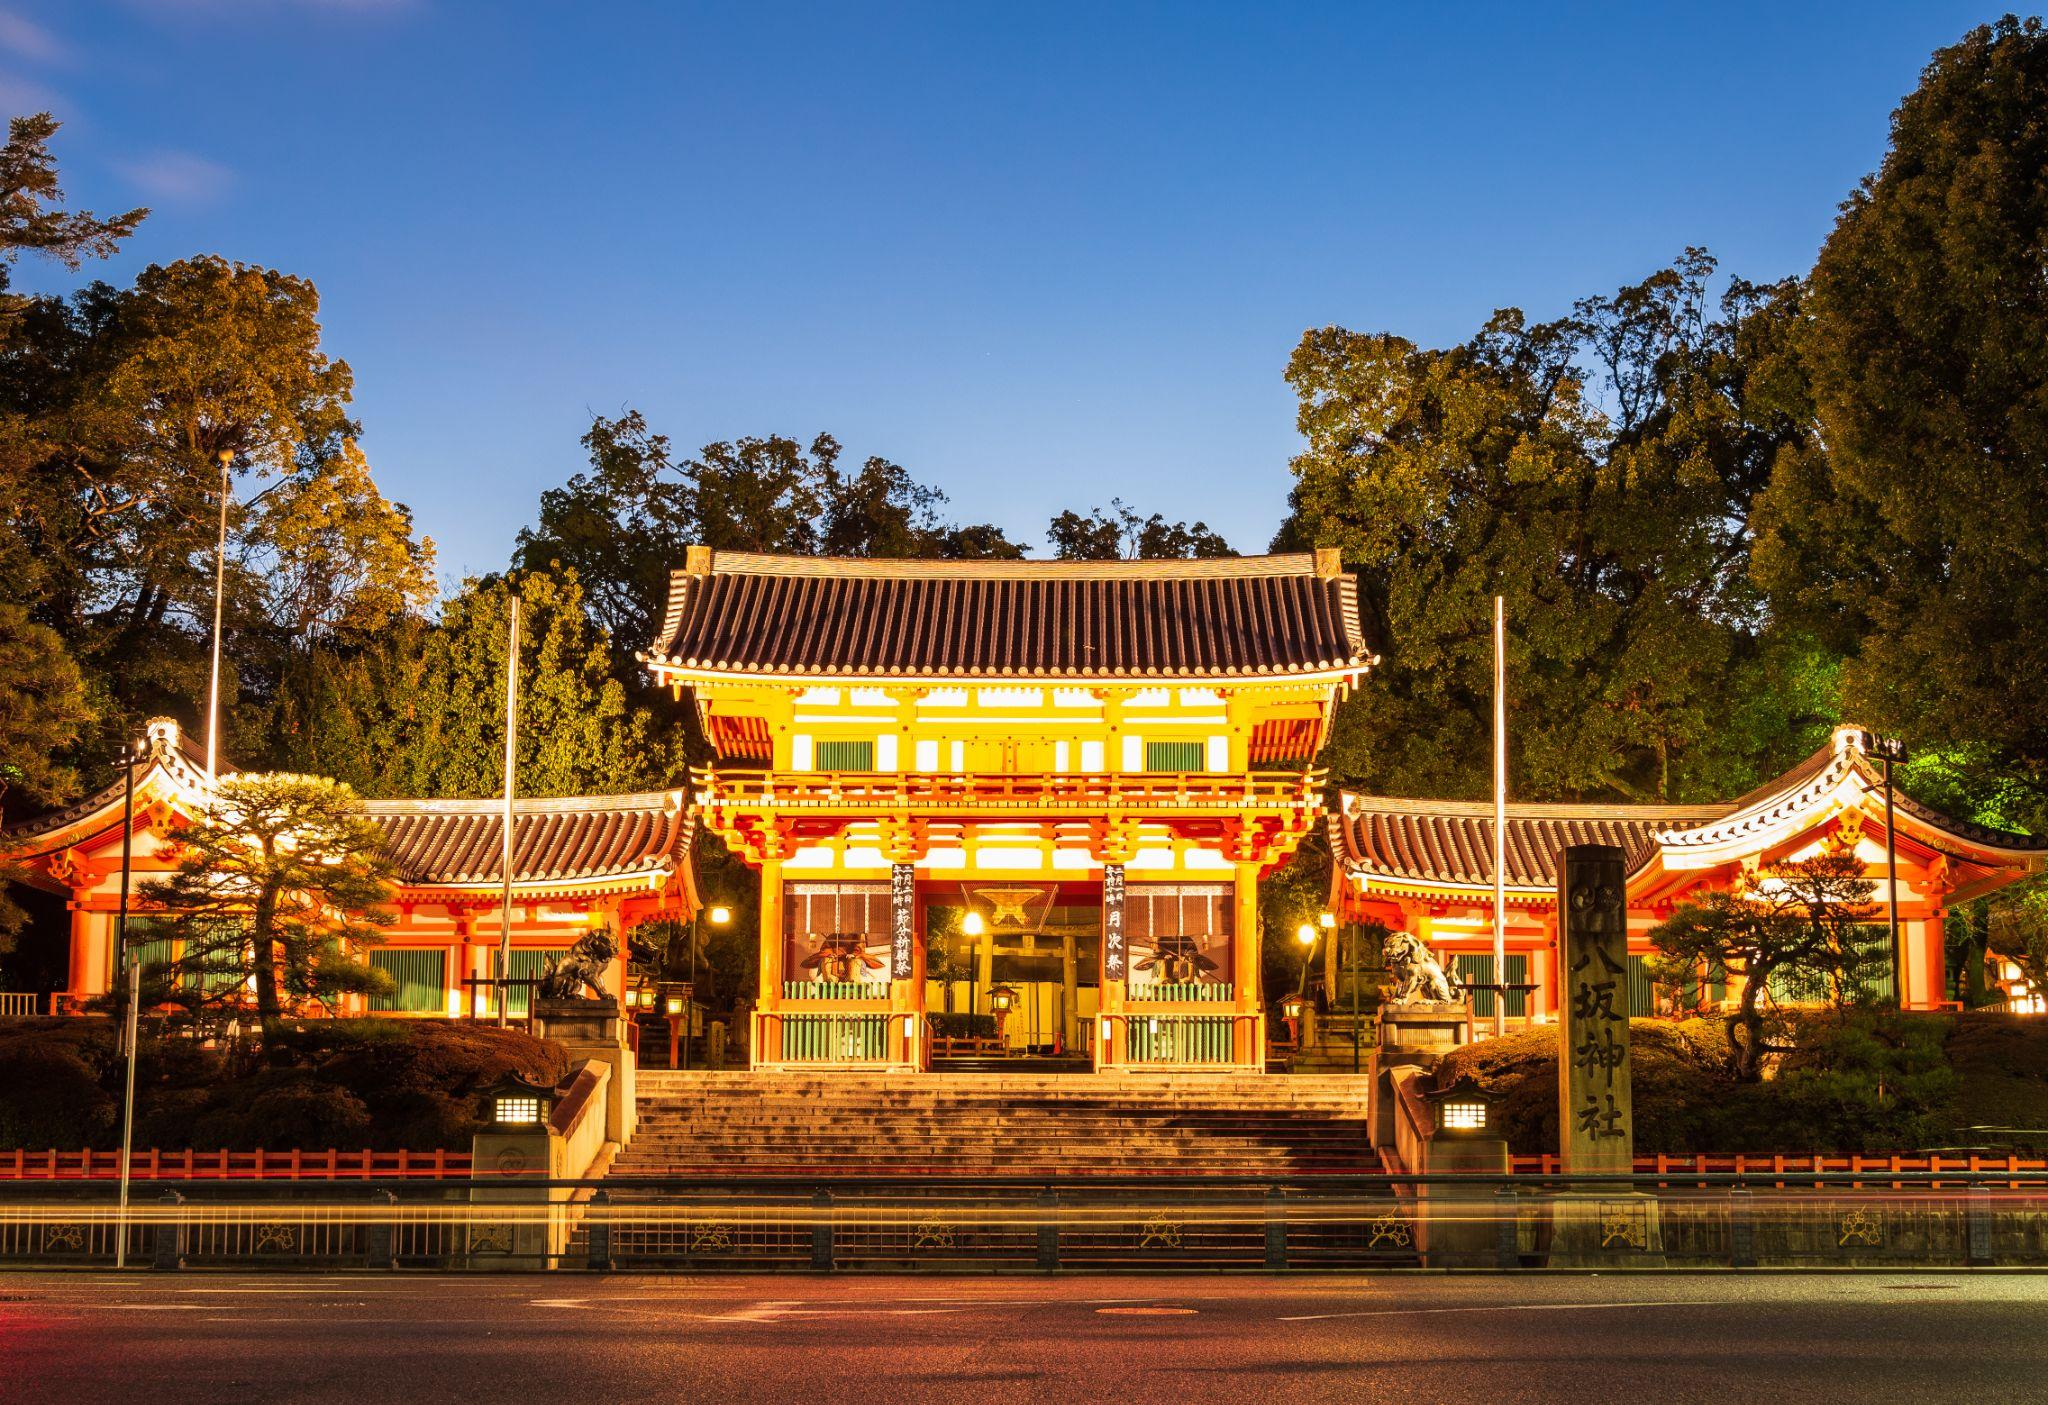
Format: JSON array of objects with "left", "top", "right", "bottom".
[
  {"left": 0, "top": 993, "right": 39, "bottom": 1018},
  {"left": 751, "top": 1009, "right": 919, "bottom": 1071},
  {"left": 0, "top": 1148, "right": 472, "bottom": 1180},
  {"left": 702, "top": 768, "right": 1322, "bottom": 813},
  {"left": 1096, "top": 1012, "right": 1262, "bottom": 1072}
]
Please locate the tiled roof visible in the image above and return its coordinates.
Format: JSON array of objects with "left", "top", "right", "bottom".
[
  {"left": 1332, "top": 795, "right": 1732, "bottom": 891},
  {"left": 1, "top": 718, "right": 212, "bottom": 851},
  {"left": 1334, "top": 729, "right": 2048, "bottom": 895},
  {"left": 645, "top": 549, "right": 1373, "bottom": 680},
  {"left": 360, "top": 791, "right": 693, "bottom": 887},
  {"left": 1664, "top": 729, "right": 2048, "bottom": 857}
]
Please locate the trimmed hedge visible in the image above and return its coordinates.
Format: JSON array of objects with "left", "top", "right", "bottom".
[
  {"left": 1430, "top": 1011, "right": 2042, "bottom": 1155},
  {"left": 0, "top": 1017, "right": 569, "bottom": 1153}
]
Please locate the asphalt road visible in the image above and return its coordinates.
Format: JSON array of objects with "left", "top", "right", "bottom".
[{"left": 3, "top": 1271, "right": 2045, "bottom": 1404}]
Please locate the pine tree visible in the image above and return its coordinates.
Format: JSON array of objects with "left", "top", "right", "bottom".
[{"left": 142, "top": 772, "right": 395, "bottom": 1043}]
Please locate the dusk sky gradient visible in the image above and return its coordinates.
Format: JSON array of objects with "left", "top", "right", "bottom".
[{"left": 0, "top": 1, "right": 2003, "bottom": 581}]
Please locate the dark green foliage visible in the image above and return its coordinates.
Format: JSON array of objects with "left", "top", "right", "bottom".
[
  {"left": 1279, "top": 252, "right": 1831, "bottom": 805},
  {"left": 277, "top": 569, "right": 680, "bottom": 801},
  {"left": 1945, "top": 1013, "right": 2048, "bottom": 1142},
  {"left": 1765, "top": 1011, "right": 1959, "bottom": 1153},
  {"left": 514, "top": 413, "right": 1024, "bottom": 659},
  {"left": 0, "top": 1018, "right": 118, "bottom": 1148},
  {"left": 1751, "top": 17, "right": 2048, "bottom": 831},
  {"left": 0, "top": 114, "right": 145, "bottom": 283},
  {"left": 0, "top": 1017, "right": 569, "bottom": 1153},
  {"left": 1256, "top": 826, "right": 1334, "bottom": 1000},
  {"left": 1434, "top": 1021, "right": 1733, "bottom": 1155},
  {"left": 1433, "top": 1011, "right": 2019, "bottom": 1155}
]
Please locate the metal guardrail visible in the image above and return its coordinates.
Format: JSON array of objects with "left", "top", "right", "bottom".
[{"left": 4, "top": 1170, "right": 2048, "bottom": 1272}]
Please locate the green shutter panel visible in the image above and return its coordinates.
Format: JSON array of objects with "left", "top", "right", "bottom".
[
  {"left": 505, "top": 949, "right": 567, "bottom": 1017},
  {"left": 1144, "top": 740, "right": 1204, "bottom": 772},
  {"left": 371, "top": 950, "right": 446, "bottom": 1014},
  {"left": 1454, "top": 955, "right": 1495, "bottom": 1018},
  {"left": 817, "top": 740, "right": 875, "bottom": 771}
]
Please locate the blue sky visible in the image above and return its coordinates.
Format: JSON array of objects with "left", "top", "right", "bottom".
[{"left": 0, "top": 1, "right": 2003, "bottom": 578}]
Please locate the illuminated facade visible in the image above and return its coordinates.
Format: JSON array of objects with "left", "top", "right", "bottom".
[
  {"left": 4, "top": 720, "right": 696, "bottom": 1018},
  {"left": 643, "top": 547, "right": 1374, "bottom": 1071},
  {"left": 1328, "top": 726, "right": 2048, "bottom": 1021}
]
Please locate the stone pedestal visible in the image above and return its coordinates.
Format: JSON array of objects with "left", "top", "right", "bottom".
[
  {"left": 1417, "top": 1131, "right": 1513, "bottom": 1269},
  {"left": 1368, "top": 1001, "right": 1470, "bottom": 1148},
  {"left": 1377, "top": 1000, "right": 1469, "bottom": 1054},
  {"left": 533, "top": 998, "right": 636, "bottom": 1145},
  {"left": 469, "top": 1127, "right": 557, "bottom": 1271}
]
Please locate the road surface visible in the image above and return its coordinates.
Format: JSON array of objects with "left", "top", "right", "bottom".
[{"left": 2, "top": 1271, "right": 2044, "bottom": 1403}]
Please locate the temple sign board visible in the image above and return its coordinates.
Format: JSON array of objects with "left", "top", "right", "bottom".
[{"left": 1556, "top": 844, "right": 1633, "bottom": 1175}]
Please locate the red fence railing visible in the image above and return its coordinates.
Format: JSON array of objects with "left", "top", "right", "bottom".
[
  {"left": 1510, "top": 1152, "right": 2048, "bottom": 1186},
  {"left": 0, "top": 1148, "right": 472, "bottom": 1180}
]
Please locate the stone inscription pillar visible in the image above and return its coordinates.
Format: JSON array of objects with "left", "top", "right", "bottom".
[{"left": 1556, "top": 844, "right": 1633, "bottom": 1176}]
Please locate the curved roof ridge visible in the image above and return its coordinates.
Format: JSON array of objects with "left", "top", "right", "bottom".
[
  {"left": 1343, "top": 792, "right": 1732, "bottom": 823},
  {"left": 699, "top": 550, "right": 1322, "bottom": 580},
  {"left": 360, "top": 788, "right": 687, "bottom": 816},
  {"left": 647, "top": 547, "right": 1373, "bottom": 682}
]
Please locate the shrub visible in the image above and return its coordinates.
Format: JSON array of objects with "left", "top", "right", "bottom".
[
  {"left": 1430, "top": 1020, "right": 1733, "bottom": 1154},
  {"left": 0, "top": 1017, "right": 569, "bottom": 1152}
]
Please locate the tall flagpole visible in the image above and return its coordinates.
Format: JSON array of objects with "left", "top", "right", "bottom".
[
  {"left": 1492, "top": 594, "right": 1507, "bottom": 1038},
  {"left": 496, "top": 594, "right": 521, "bottom": 1028},
  {"left": 203, "top": 450, "right": 233, "bottom": 779}
]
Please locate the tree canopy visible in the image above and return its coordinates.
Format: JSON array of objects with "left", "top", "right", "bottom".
[
  {"left": 275, "top": 568, "right": 678, "bottom": 801},
  {"left": 1277, "top": 252, "right": 1829, "bottom": 803},
  {"left": 513, "top": 412, "right": 1025, "bottom": 660},
  {"left": 1751, "top": 15, "right": 2048, "bottom": 831},
  {"left": 1047, "top": 498, "right": 1233, "bottom": 560}
]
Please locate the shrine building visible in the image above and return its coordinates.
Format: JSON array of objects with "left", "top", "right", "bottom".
[
  {"left": 5, "top": 548, "right": 2046, "bottom": 1070},
  {"left": 641, "top": 547, "right": 1373, "bottom": 1071},
  {"left": 1327, "top": 725, "right": 2048, "bottom": 1023},
  {"left": 4, "top": 719, "right": 697, "bottom": 1019}
]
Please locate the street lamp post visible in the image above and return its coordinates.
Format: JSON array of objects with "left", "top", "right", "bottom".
[
  {"left": 681, "top": 902, "right": 731, "bottom": 1070},
  {"left": 1324, "top": 912, "right": 1359, "bottom": 1074},
  {"left": 1868, "top": 734, "right": 1911, "bottom": 1009},
  {"left": 1294, "top": 922, "right": 1317, "bottom": 993}
]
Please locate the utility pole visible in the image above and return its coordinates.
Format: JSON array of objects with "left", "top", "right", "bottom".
[
  {"left": 1869, "top": 734, "right": 1911, "bottom": 1009},
  {"left": 113, "top": 741, "right": 142, "bottom": 1269},
  {"left": 204, "top": 450, "right": 232, "bottom": 779},
  {"left": 496, "top": 595, "right": 521, "bottom": 1028},
  {"left": 1491, "top": 595, "right": 1508, "bottom": 1037}
]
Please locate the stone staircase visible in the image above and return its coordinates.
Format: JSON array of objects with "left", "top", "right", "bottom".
[{"left": 610, "top": 1070, "right": 1376, "bottom": 1179}]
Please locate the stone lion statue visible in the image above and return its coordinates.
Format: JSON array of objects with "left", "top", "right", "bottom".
[
  {"left": 537, "top": 930, "right": 618, "bottom": 1000},
  {"left": 1383, "top": 931, "right": 1463, "bottom": 1006}
]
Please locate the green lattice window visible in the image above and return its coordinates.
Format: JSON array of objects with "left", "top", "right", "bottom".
[
  {"left": 505, "top": 948, "right": 568, "bottom": 1017},
  {"left": 1762, "top": 927, "right": 1895, "bottom": 1006},
  {"left": 119, "top": 917, "right": 245, "bottom": 994},
  {"left": 370, "top": 949, "right": 446, "bottom": 1014},
  {"left": 1144, "top": 740, "right": 1204, "bottom": 772},
  {"left": 1452, "top": 953, "right": 1529, "bottom": 1018},
  {"left": 816, "top": 739, "right": 875, "bottom": 771}
]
